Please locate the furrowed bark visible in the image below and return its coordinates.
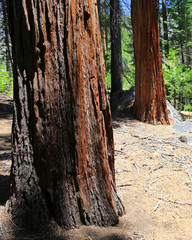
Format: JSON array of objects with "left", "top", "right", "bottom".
[
  {"left": 7, "top": 0, "right": 124, "bottom": 229},
  {"left": 131, "top": 0, "right": 170, "bottom": 125}
]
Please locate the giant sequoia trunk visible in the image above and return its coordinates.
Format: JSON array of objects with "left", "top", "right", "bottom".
[
  {"left": 7, "top": 0, "right": 124, "bottom": 229},
  {"left": 110, "top": 0, "right": 123, "bottom": 95},
  {"left": 131, "top": 0, "right": 170, "bottom": 124}
]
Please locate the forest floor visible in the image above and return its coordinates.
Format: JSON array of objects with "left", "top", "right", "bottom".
[{"left": 0, "top": 95, "right": 192, "bottom": 240}]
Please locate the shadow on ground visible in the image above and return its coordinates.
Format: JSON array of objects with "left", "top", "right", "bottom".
[
  {"left": 0, "top": 174, "right": 10, "bottom": 205},
  {"left": 9, "top": 224, "right": 134, "bottom": 240},
  {"left": 0, "top": 101, "right": 13, "bottom": 119}
]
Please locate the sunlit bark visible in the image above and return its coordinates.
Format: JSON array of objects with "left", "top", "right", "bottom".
[{"left": 7, "top": 0, "right": 124, "bottom": 229}]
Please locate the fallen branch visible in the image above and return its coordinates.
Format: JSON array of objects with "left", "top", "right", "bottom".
[{"left": 158, "top": 197, "right": 192, "bottom": 206}]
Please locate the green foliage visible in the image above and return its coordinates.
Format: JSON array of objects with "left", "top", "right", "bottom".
[
  {"left": 164, "top": 0, "right": 192, "bottom": 66},
  {"left": 163, "top": 48, "right": 192, "bottom": 110},
  {"left": 106, "top": 72, "right": 111, "bottom": 90},
  {"left": 184, "top": 105, "right": 192, "bottom": 112},
  {"left": 121, "top": 14, "right": 135, "bottom": 89},
  {"left": 0, "top": 63, "right": 13, "bottom": 96}
]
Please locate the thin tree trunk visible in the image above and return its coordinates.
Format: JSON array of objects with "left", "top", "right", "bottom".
[
  {"left": 177, "top": 3, "right": 185, "bottom": 64},
  {"left": 102, "top": 7, "right": 108, "bottom": 56},
  {"left": 7, "top": 0, "right": 124, "bottom": 229},
  {"left": 156, "top": 0, "right": 162, "bottom": 52},
  {"left": 132, "top": 0, "right": 170, "bottom": 124},
  {"left": 186, "top": 45, "right": 191, "bottom": 66},
  {"left": 1, "top": 0, "right": 11, "bottom": 75},
  {"left": 110, "top": 0, "right": 123, "bottom": 95},
  {"left": 162, "top": 0, "right": 169, "bottom": 57}
]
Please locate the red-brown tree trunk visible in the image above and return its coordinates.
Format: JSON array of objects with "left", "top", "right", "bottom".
[
  {"left": 7, "top": 0, "right": 124, "bottom": 229},
  {"left": 131, "top": 0, "right": 170, "bottom": 124}
]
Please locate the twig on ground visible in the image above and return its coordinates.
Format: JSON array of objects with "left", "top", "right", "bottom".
[
  {"left": 139, "top": 135, "right": 153, "bottom": 140},
  {"left": 150, "top": 199, "right": 162, "bottom": 214},
  {"left": 132, "top": 163, "right": 140, "bottom": 174},
  {"left": 143, "top": 176, "right": 169, "bottom": 192},
  {"left": 117, "top": 183, "right": 132, "bottom": 188},
  {"left": 158, "top": 152, "right": 175, "bottom": 157},
  {"left": 115, "top": 149, "right": 127, "bottom": 155},
  {"left": 157, "top": 194, "right": 170, "bottom": 201},
  {"left": 148, "top": 164, "right": 164, "bottom": 175},
  {"left": 186, "top": 170, "right": 192, "bottom": 182},
  {"left": 158, "top": 196, "right": 192, "bottom": 206},
  {"left": 115, "top": 169, "right": 131, "bottom": 173}
]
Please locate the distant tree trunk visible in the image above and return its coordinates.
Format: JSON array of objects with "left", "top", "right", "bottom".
[
  {"left": 156, "top": 0, "right": 162, "bottom": 51},
  {"left": 156, "top": 0, "right": 159, "bottom": 18},
  {"left": 186, "top": 45, "right": 191, "bottom": 66},
  {"left": 162, "top": 0, "right": 169, "bottom": 57},
  {"left": 131, "top": 0, "right": 170, "bottom": 124},
  {"left": 102, "top": 7, "right": 108, "bottom": 56},
  {"left": 1, "top": 0, "right": 11, "bottom": 75},
  {"left": 7, "top": 0, "right": 124, "bottom": 229},
  {"left": 177, "top": 3, "right": 185, "bottom": 64},
  {"left": 110, "top": 0, "right": 123, "bottom": 95}
]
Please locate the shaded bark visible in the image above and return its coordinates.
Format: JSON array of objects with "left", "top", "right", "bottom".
[
  {"left": 7, "top": 0, "right": 124, "bottom": 229},
  {"left": 97, "top": 0, "right": 101, "bottom": 25},
  {"left": 110, "top": 0, "right": 123, "bottom": 95},
  {"left": 131, "top": 0, "right": 170, "bottom": 124},
  {"left": 162, "top": 0, "right": 169, "bottom": 57}
]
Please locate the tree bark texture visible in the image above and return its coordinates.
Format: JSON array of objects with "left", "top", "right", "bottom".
[
  {"left": 162, "top": 0, "right": 169, "bottom": 57},
  {"left": 131, "top": 0, "right": 170, "bottom": 124},
  {"left": 110, "top": 0, "right": 123, "bottom": 95},
  {"left": 7, "top": 0, "right": 124, "bottom": 229}
]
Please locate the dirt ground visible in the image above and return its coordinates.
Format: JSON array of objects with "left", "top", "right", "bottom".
[{"left": 0, "top": 95, "right": 192, "bottom": 240}]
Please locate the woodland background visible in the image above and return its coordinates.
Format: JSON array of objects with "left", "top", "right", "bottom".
[{"left": 0, "top": 0, "right": 192, "bottom": 111}]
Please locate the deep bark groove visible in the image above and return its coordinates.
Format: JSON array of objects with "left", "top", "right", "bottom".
[
  {"left": 131, "top": 0, "right": 170, "bottom": 125},
  {"left": 7, "top": 0, "right": 124, "bottom": 229}
]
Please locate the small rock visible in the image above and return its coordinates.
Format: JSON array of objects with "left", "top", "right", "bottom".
[
  {"left": 172, "top": 119, "right": 192, "bottom": 133},
  {"left": 179, "top": 135, "right": 192, "bottom": 146}
]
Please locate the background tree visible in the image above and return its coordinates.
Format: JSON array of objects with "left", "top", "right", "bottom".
[
  {"left": 1, "top": 0, "right": 11, "bottom": 73},
  {"left": 7, "top": 0, "right": 124, "bottom": 229},
  {"left": 131, "top": 0, "right": 170, "bottom": 124},
  {"left": 161, "top": 0, "right": 192, "bottom": 110},
  {"left": 0, "top": 0, "right": 12, "bottom": 94},
  {"left": 110, "top": 0, "right": 123, "bottom": 95},
  {"left": 162, "top": 0, "right": 169, "bottom": 57}
]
